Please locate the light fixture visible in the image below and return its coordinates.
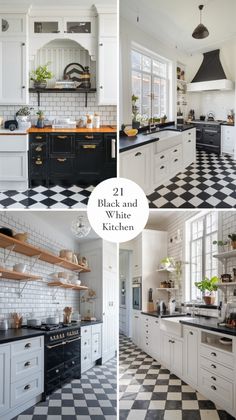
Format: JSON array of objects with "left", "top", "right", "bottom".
[
  {"left": 192, "top": 5, "right": 209, "bottom": 39},
  {"left": 71, "top": 215, "right": 91, "bottom": 238}
]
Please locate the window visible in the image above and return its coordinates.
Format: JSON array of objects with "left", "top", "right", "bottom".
[
  {"left": 187, "top": 212, "right": 218, "bottom": 300},
  {"left": 131, "top": 48, "right": 170, "bottom": 123}
]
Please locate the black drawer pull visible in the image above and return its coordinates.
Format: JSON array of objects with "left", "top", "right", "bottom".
[
  {"left": 211, "top": 385, "right": 217, "bottom": 391},
  {"left": 84, "top": 356, "right": 87, "bottom": 360},
  {"left": 188, "top": 132, "right": 191, "bottom": 135},
  {"left": 188, "top": 139, "right": 191, "bottom": 143},
  {"left": 173, "top": 149, "right": 178, "bottom": 152},
  {"left": 24, "top": 384, "right": 31, "bottom": 390},
  {"left": 211, "top": 352, "right": 216, "bottom": 357},
  {"left": 160, "top": 155, "right": 165, "bottom": 159},
  {"left": 160, "top": 165, "right": 165, "bottom": 169},
  {"left": 24, "top": 361, "right": 31, "bottom": 367},
  {"left": 57, "top": 158, "right": 67, "bottom": 162},
  {"left": 25, "top": 343, "right": 31, "bottom": 349},
  {"left": 174, "top": 158, "right": 178, "bottom": 162},
  {"left": 211, "top": 364, "right": 216, "bottom": 369},
  {"left": 211, "top": 376, "right": 216, "bottom": 381},
  {"left": 135, "top": 152, "right": 142, "bottom": 156},
  {"left": 94, "top": 350, "right": 97, "bottom": 353},
  {"left": 189, "top": 331, "right": 193, "bottom": 335},
  {"left": 22, "top": 86, "right": 25, "bottom": 89}
]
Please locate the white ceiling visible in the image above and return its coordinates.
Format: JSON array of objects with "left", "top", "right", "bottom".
[
  {"left": 121, "top": 0, "right": 236, "bottom": 54},
  {"left": 145, "top": 210, "right": 174, "bottom": 230},
  {"left": 0, "top": 0, "right": 116, "bottom": 8}
]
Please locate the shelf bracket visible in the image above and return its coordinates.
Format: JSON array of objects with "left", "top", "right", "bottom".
[
  {"left": 37, "top": 91, "right": 40, "bottom": 107},
  {"left": 29, "top": 254, "right": 41, "bottom": 272},
  {"left": 18, "top": 280, "right": 31, "bottom": 298},
  {"left": 85, "top": 92, "right": 88, "bottom": 107},
  {"left": 3, "top": 245, "right": 16, "bottom": 264}
]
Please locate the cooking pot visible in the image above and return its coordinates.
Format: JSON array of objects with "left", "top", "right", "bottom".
[{"left": 46, "top": 316, "right": 59, "bottom": 325}]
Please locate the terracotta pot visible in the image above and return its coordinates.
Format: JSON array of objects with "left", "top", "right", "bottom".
[
  {"left": 203, "top": 295, "right": 215, "bottom": 305},
  {"left": 231, "top": 241, "right": 236, "bottom": 250}
]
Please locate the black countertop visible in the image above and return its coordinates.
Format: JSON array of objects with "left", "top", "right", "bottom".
[
  {"left": 180, "top": 317, "right": 236, "bottom": 337},
  {"left": 0, "top": 320, "right": 102, "bottom": 344},
  {"left": 120, "top": 124, "right": 194, "bottom": 153},
  {"left": 141, "top": 311, "right": 188, "bottom": 318}
]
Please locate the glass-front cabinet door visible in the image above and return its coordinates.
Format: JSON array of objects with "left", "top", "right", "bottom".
[
  {"left": 0, "top": 14, "right": 26, "bottom": 36},
  {"left": 31, "top": 18, "right": 62, "bottom": 35},
  {"left": 65, "top": 21, "right": 91, "bottom": 34}
]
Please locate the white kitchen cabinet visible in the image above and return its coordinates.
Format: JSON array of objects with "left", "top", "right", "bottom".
[
  {"left": 132, "top": 235, "right": 142, "bottom": 277},
  {"left": 0, "top": 14, "right": 26, "bottom": 36},
  {"left": 183, "top": 128, "right": 196, "bottom": 167},
  {"left": 120, "top": 144, "right": 152, "bottom": 194},
  {"left": 102, "top": 268, "right": 117, "bottom": 362},
  {"left": 153, "top": 139, "right": 183, "bottom": 188},
  {"left": 0, "top": 134, "right": 28, "bottom": 191},
  {"left": 0, "top": 39, "right": 28, "bottom": 104},
  {"left": 81, "top": 324, "right": 102, "bottom": 373},
  {"left": 92, "top": 324, "right": 102, "bottom": 362},
  {"left": 132, "top": 310, "right": 141, "bottom": 348},
  {"left": 140, "top": 315, "right": 161, "bottom": 360},
  {"left": 221, "top": 125, "right": 236, "bottom": 156},
  {"left": 161, "top": 332, "right": 183, "bottom": 377},
  {"left": 183, "top": 326, "right": 198, "bottom": 388},
  {"left": 97, "top": 37, "right": 117, "bottom": 105},
  {"left": 0, "top": 344, "right": 10, "bottom": 415}
]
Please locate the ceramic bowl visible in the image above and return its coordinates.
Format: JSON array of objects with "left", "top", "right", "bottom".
[{"left": 13, "top": 263, "right": 27, "bottom": 273}]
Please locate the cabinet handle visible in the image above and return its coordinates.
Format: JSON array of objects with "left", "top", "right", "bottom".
[
  {"left": 155, "top": 321, "right": 159, "bottom": 324},
  {"left": 188, "top": 139, "right": 191, "bottom": 143},
  {"left": 211, "top": 364, "right": 216, "bottom": 369},
  {"left": 84, "top": 329, "right": 87, "bottom": 333},
  {"left": 211, "top": 352, "right": 216, "bottom": 357},
  {"left": 211, "top": 385, "right": 217, "bottom": 391},
  {"left": 135, "top": 152, "right": 142, "bottom": 156},
  {"left": 169, "top": 339, "right": 172, "bottom": 343},
  {"left": 24, "top": 361, "right": 31, "bottom": 367},
  {"left": 22, "top": 86, "right": 25, "bottom": 89},
  {"left": 160, "top": 165, "right": 165, "bottom": 169},
  {"left": 57, "top": 136, "right": 68, "bottom": 139},
  {"left": 22, "top": 43, "right": 25, "bottom": 46},
  {"left": 135, "top": 316, "right": 139, "bottom": 319},
  {"left": 188, "top": 132, "right": 191, "bottom": 135},
  {"left": 57, "top": 158, "right": 67, "bottom": 162},
  {"left": 99, "top": 43, "right": 103, "bottom": 46},
  {"left": 211, "top": 376, "right": 216, "bottom": 381},
  {"left": 111, "top": 138, "right": 116, "bottom": 158},
  {"left": 189, "top": 331, "right": 193, "bottom": 335},
  {"left": 25, "top": 343, "right": 31, "bottom": 349},
  {"left": 174, "top": 158, "right": 178, "bottom": 162},
  {"left": 84, "top": 356, "right": 87, "bottom": 360},
  {"left": 82, "top": 145, "right": 96, "bottom": 149},
  {"left": 85, "top": 135, "right": 94, "bottom": 139},
  {"left": 56, "top": 369, "right": 59, "bottom": 373},
  {"left": 100, "top": 86, "right": 103, "bottom": 89},
  {"left": 72, "top": 360, "right": 75, "bottom": 365},
  {"left": 24, "top": 384, "right": 31, "bottom": 390},
  {"left": 173, "top": 149, "right": 178, "bottom": 152},
  {"left": 35, "top": 146, "right": 42, "bottom": 152},
  {"left": 36, "top": 158, "right": 43, "bottom": 165},
  {"left": 160, "top": 155, "right": 165, "bottom": 159},
  {"left": 94, "top": 350, "right": 97, "bottom": 353},
  {"left": 35, "top": 136, "right": 43, "bottom": 140}
]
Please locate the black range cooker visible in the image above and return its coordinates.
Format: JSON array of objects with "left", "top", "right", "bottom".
[
  {"left": 193, "top": 120, "right": 224, "bottom": 154},
  {"left": 28, "top": 323, "right": 81, "bottom": 399}
]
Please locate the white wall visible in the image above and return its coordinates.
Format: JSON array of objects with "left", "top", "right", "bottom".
[{"left": 120, "top": 17, "right": 189, "bottom": 126}]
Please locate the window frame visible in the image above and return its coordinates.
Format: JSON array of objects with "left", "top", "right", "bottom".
[{"left": 131, "top": 46, "right": 171, "bottom": 122}]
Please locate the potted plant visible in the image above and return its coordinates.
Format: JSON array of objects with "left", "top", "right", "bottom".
[
  {"left": 194, "top": 276, "right": 219, "bottom": 305},
  {"left": 160, "top": 114, "right": 167, "bottom": 124},
  {"left": 36, "top": 110, "right": 45, "bottom": 128},
  {"left": 132, "top": 94, "right": 140, "bottom": 129},
  {"left": 30, "top": 63, "right": 53, "bottom": 89},
  {"left": 15, "top": 106, "right": 33, "bottom": 129},
  {"left": 228, "top": 234, "right": 236, "bottom": 249},
  {"left": 212, "top": 240, "right": 229, "bottom": 252},
  {"left": 159, "top": 257, "right": 175, "bottom": 271}
]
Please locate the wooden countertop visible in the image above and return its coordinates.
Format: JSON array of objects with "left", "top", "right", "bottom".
[{"left": 28, "top": 126, "right": 116, "bottom": 133}]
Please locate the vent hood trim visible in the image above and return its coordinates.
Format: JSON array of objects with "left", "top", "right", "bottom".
[{"left": 187, "top": 49, "right": 234, "bottom": 92}]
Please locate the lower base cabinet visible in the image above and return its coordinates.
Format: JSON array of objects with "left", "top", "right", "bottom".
[
  {"left": 0, "top": 344, "right": 10, "bottom": 415},
  {"left": 161, "top": 332, "right": 183, "bottom": 378},
  {"left": 81, "top": 324, "right": 102, "bottom": 373},
  {"left": 183, "top": 326, "right": 198, "bottom": 388}
]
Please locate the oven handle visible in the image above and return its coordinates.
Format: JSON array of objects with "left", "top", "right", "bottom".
[
  {"left": 46, "top": 341, "right": 66, "bottom": 349},
  {"left": 66, "top": 337, "right": 81, "bottom": 343},
  {"left": 132, "top": 284, "right": 141, "bottom": 288}
]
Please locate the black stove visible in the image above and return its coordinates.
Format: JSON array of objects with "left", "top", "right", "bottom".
[{"left": 28, "top": 324, "right": 81, "bottom": 399}]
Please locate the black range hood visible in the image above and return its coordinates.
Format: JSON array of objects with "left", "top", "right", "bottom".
[{"left": 187, "top": 49, "right": 234, "bottom": 91}]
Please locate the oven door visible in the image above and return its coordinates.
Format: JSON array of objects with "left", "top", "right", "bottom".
[
  {"left": 46, "top": 340, "right": 65, "bottom": 371},
  {"left": 64, "top": 337, "right": 81, "bottom": 362},
  {"left": 132, "top": 285, "right": 142, "bottom": 310}
]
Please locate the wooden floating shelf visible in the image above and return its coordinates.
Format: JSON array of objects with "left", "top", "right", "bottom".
[
  {"left": 29, "top": 87, "right": 96, "bottom": 107},
  {"left": 0, "top": 233, "right": 91, "bottom": 273},
  {"left": 213, "top": 249, "right": 236, "bottom": 259},
  {"left": 48, "top": 281, "right": 88, "bottom": 291},
  {"left": 215, "top": 282, "right": 236, "bottom": 287},
  {"left": 0, "top": 268, "right": 41, "bottom": 281}
]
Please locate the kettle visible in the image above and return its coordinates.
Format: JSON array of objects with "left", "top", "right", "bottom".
[{"left": 157, "top": 300, "right": 166, "bottom": 315}]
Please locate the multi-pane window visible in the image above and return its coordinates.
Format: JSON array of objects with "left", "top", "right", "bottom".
[
  {"left": 189, "top": 212, "right": 218, "bottom": 300},
  {"left": 131, "top": 49, "right": 169, "bottom": 122}
]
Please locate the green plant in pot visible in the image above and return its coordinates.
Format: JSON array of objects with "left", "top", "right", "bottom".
[
  {"left": 30, "top": 63, "right": 53, "bottom": 89},
  {"left": 212, "top": 239, "right": 229, "bottom": 252},
  {"left": 228, "top": 234, "right": 236, "bottom": 250},
  {"left": 194, "top": 276, "right": 219, "bottom": 305},
  {"left": 132, "top": 94, "right": 140, "bottom": 129},
  {"left": 16, "top": 106, "right": 33, "bottom": 129},
  {"left": 36, "top": 110, "right": 45, "bottom": 128}
]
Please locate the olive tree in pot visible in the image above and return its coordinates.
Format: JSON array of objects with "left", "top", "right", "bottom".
[
  {"left": 194, "top": 276, "right": 219, "bottom": 305},
  {"left": 30, "top": 63, "right": 53, "bottom": 89}
]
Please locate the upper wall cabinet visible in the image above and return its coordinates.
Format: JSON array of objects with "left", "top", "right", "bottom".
[
  {"left": 97, "top": 13, "right": 117, "bottom": 106},
  {"left": 0, "top": 14, "right": 26, "bottom": 36},
  {"left": 0, "top": 14, "right": 28, "bottom": 105},
  {"left": 29, "top": 16, "right": 96, "bottom": 59}
]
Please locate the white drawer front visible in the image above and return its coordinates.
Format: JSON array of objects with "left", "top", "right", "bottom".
[
  {"left": 200, "top": 355, "right": 234, "bottom": 381},
  {"left": 170, "top": 144, "right": 182, "bottom": 158},
  {"left": 200, "top": 344, "right": 233, "bottom": 367},
  {"left": 81, "top": 350, "right": 91, "bottom": 365},
  {"left": 155, "top": 160, "right": 169, "bottom": 182},
  {"left": 81, "top": 337, "right": 91, "bottom": 351},
  {"left": 92, "top": 324, "right": 102, "bottom": 334},
  {"left": 199, "top": 368, "right": 233, "bottom": 411},
  {"left": 155, "top": 151, "right": 168, "bottom": 164},
  {"left": 81, "top": 326, "right": 91, "bottom": 339},
  {"left": 10, "top": 372, "right": 42, "bottom": 408},
  {"left": 11, "top": 336, "right": 43, "bottom": 357},
  {"left": 0, "top": 135, "right": 28, "bottom": 152},
  {"left": 11, "top": 349, "right": 42, "bottom": 383}
]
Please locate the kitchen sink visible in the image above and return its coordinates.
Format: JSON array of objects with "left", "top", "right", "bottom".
[{"left": 160, "top": 316, "right": 192, "bottom": 337}]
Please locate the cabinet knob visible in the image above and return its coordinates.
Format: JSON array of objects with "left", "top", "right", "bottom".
[
  {"left": 24, "top": 384, "right": 31, "bottom": 390},
  {"left": 211, "top": 376, "right": 216, "bottom": 381},
  {"left": 174, "top": 158, "right": 178, "bottom": 162},
  {"left": 188, "top": 139, "right": 191, "bottom": 143},
  {"left": 35, "top": 146, "right": 42, "bottom": 152},
  {"left": 25, "top": 343, "right": 31, "bottom": 349},
  {"left": 189, "top": 331, "right": 193, "bottom": 335},
  {"left": 160, "top": 155, "right": 165, "bottom": 159},
  {"left": 160, "top": 165, "right": 165, "bottom": 169},
  {"left": 135, "top": 152, "right": 142, "bottom": 157},
  {"left": 211, "top": 352, "right": 216, "bottom": 357},
  {"left": 22, "top": 86, "right": 25, "bottom": 89},
  {"left": 100, "top": 86, "right": 103, "bottom": 89},
  {"left": 211, "top": 385, "right": 217, "bottom": 391},
  {"left": 36, "top": 158, "right": 43, "bottom": 165},
  {"left": 174, "top": 149, "right": 178, "bottom": 152},
  {"left": 72, "top": 360, "right": 75, "bottom": 365},
  {"left": 24, "top": 361, "right": 31, "bottom": 367},
  {"left": 22, "top": 43, "right": 25, "bottom": 46},
  {"left": 99, "top": 43, "right": 103, "bottom": 46},
  {"left": 56, "top": 369, "right": 59, "bottom": 373},
  {"left": 211, "top": 364, "right": 216, "bottom": 369}
]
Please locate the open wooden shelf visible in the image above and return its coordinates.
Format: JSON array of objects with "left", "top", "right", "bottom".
[
  {"left": 29, "top": 87, "right": 96, "bottom": 107},
  {"left": 0, "top": 233, "right": 91, "bottom": 273},
  {"left": 0, "top": 267, "right": 41, "bottom": 281},
  {"left": 48, "top": 281, "right": 88, "bottom": 291},
  {"left": 213, "top": 249, "right": 236, "bottom": 259}
]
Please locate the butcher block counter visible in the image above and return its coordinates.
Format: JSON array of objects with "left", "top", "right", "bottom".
[{"left": 28, "top": 126, "right": 117, "bottom": 133}]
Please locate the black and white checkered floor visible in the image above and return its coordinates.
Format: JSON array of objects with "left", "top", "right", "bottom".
[
  {"left": 0, "top": 185, "right": 94, "bottom": 209},
  {"left": 147, "top": 151, "right": 236, "bottom": 208},
  {"left": 119, "top": 335, "right": 234, "bottom": 420},
  {"left": 15, "top": 358, "right": 116, "bottom": 420}
]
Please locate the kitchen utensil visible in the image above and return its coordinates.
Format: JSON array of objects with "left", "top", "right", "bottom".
[
  {"left": 124, "top": 128, "right": 138, "bottom": 137},
  {"left": 79, "top": 256, "right": 88, "bottom": 267},
  {"left": 59, "top": 250, "right": 73, "bottom": 262},
  {"left": 0, "top": 319, "right": 8, "bottom": 330},
  {"left": 94, "top": 114, "right": 100, "bottom": 129},
  {"left": 169, "top": 299, "right": 176, "bottom": 314},
  {"left": 206, "top": 336, "right": 216, "bottom": 344},
  {"left": 12, "top": 313, "right": 23, "bottom": 329},
  {"left": 200, "top": 115, "right": 206, "bottom": 121},
  {"left": 14, "top": 232, "right": 28, "bottom": 242},
  {"left": 13, "top": 263, "right": 27, "bottom": 273},
  {"left": 0, "top": 227, "right": 13, "bottom": 237},
  {"left": 27, "top": 318, "right": 41, "bottom": 327},
  {"left": 63, "top": 307, "right": 72, "bottom": 324},
  {"left": 207, "top": 111, "right": 215, "bottom": 121},
  {"left": 46, "top": 316, "right": 59, "bottom": 325},
  {"left": 219, "top": 337, "right": 232, "bottom": 345}
]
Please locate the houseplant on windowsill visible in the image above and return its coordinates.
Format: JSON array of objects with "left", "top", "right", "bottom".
[
  {"left": 194, "top": 276, "right": 219, "bottom": 305},
  {"left": 30, "top": 63, "right": 53, "bottom": 89}
]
